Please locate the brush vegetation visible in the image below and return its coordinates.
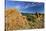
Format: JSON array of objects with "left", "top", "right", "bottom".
[{"left": 5, "top": 8, "right": 44, "bottom": 31}]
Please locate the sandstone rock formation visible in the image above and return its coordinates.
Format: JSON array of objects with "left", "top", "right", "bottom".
[{"left": 5, "top": 8, "right": 29, "bottom": 31}]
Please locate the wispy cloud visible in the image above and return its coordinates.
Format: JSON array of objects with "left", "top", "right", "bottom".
[{"left": 6, "top": 1, "right": 44, "bottom": 13}]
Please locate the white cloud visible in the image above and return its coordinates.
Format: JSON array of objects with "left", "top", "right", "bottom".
[{"left": 22, "top": 3, "right": 36, "bottom": 9}]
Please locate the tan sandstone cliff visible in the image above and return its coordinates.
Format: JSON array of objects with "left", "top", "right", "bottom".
[{"left": 5, "top": 8, "right": 29, "bottom": 31}]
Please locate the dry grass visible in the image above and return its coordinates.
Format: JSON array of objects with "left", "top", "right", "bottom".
[{"left": 5, "top": 8, "right": 44, "bottom": 31}]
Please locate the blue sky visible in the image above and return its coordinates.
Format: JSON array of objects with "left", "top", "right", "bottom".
[{"left": 5, "top": 0, "right": 44, "bottom": 13}]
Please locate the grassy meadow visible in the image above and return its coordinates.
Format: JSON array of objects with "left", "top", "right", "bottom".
[{"left": 21, "top": 13, "right": 44, "bottom": 29}]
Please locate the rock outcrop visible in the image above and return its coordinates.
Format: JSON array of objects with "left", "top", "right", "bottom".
[{"left": 5, "top": 8, "right": 29, "bottom": 30}]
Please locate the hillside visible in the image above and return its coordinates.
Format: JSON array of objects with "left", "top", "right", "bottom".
[
  {"left": 5, "top": 8, "right": 29, "bottom": 31},
  {"left": 5, "top": 8, "right": 44, "bottom": 31}
]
